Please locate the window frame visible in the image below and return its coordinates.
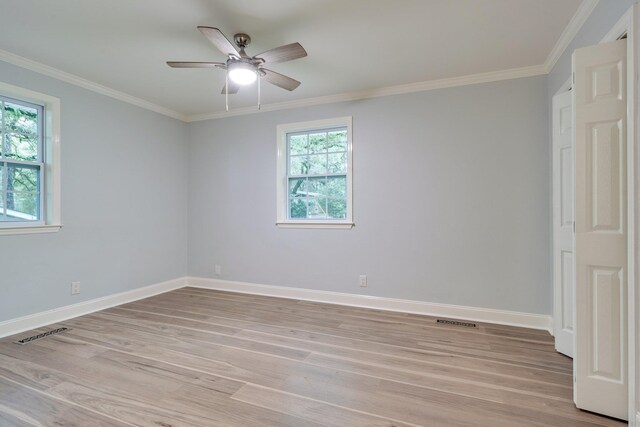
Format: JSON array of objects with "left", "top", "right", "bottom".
[
  {"left": 0, "top": 82, "right": 61, "bottom": 236},
  {"left": 276, "top": 116, "right": 353, "bottom": 229}
]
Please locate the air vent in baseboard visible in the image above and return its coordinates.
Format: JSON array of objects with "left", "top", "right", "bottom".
[
  {"left": 436, "top": 319, "right": 477, "bottom": 328},
  {"left": 14, "top": 327, "right": 70, "bottom": 345}
]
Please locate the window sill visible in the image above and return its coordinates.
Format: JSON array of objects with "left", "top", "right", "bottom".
[
  {"left": 0, "top": 224, "right": 62, "bottom": 236},
  {"left": 276, "top": 222, "right": 354, "bottom": 229}
]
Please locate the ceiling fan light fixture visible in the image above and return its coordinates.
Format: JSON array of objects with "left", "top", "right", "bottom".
[{"left": 228, "top": 61, "right": 257, "bottom": 85}]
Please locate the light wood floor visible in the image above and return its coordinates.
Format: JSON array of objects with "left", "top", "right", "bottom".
[{"left": 0, "top": 288, "right": 627, "bottom": 426}]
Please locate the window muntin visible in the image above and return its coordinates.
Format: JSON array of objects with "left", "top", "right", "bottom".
[
  {"left": 0, "top": 96, "right": 43, "bottom": 223},
  {"left": 276, "top": 117, "right": 353, "bottom": 228}
]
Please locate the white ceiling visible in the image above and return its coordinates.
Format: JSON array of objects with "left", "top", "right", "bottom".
[{"left": 0, "top": 0, "right": 583, "bottom": 118}]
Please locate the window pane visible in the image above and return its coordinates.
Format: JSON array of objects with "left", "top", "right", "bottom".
[
  {"left": 7, "top": 164, "right": 39, "bottom": 192},
  {"left": 289, "top": 198, "right": 307, "bottom": 218},
  {"left": 328, "top": 152, "right": 347, "bottom": 173},
  {"left": 4, "top": 133, "right": 38, "bottom": 161},
  {"left": 288, "top": 177, "right": 306, "bottom": 197},
  {"left": 4, "top": 102, "right": 38, "bottom": 136},
  {"left": 289, "top": 155, "right": 308, "bottom": 176},
  {"left": 0, "top": 190, "right": 7, "bottom": 222},
  {"left": 307, "top": 177, "right": 326, "bottom": 197},
  {"left": 328, "top": 130, "right": 347, "bottom": 152},
  {"left": 0, "top": 164, "right": 3, "bottom": 189},
  {"left": 307, "top": 154, "right": 327, "bottom": 175},
  {"left": 308, "top": 197, "right": 327, "bottom": 219},
  {"left": 5, "top": 192, "right": 38, "bottom": 220},
  {"left": 289, "top": 134, "right": 308, "bottom": 155},
  {"left": 327, "top": 198, "right": 347, "bottom": 219},
  {"left": 308, "top": 132, "right": 327, "bottom": 153},
  {"left": 327, "top": 176, "right": 347, "bottom": 198}
]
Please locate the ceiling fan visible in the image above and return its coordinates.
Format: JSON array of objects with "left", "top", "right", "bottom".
[{"left": 167, "top": 26, "right": 307, "bottom": 95}]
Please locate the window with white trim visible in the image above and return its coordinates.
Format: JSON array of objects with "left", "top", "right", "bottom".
[
  {"left": 0, "top": 96, "right": 43, "bottom": 223},
  {"left": 276, "top": 117, "right": 353, "bottom": 228},
  {"left": 0, "top": 82, "right": 61, "bottom": 235}
]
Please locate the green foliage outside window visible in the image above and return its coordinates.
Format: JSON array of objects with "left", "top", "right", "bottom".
[{"left": 288, "top": 129, "right": 348, "bottom": 220}]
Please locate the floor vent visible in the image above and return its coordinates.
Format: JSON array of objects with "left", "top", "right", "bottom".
[
  {"left": 436, "top": 319, "right": 477, "bottom": 328},
  {"left": 14, "top": 327, "right": 70, "bottom": 345}
]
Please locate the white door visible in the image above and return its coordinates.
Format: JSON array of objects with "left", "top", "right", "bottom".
[
  {"left": 573, "top": 39, "right": 628, "bottom": 420},
  {"left": 552, "top": 90, "right": 574, "bottom": 358}
]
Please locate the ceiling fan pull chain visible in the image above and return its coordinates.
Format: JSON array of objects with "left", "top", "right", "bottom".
[
  {"left": 225, "top": 72, "right": 229, "bottom": 112},
  {"left": 257, "top": 72, "right": 261, "bottom": 110}
]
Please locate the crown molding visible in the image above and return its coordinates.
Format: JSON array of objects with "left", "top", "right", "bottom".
[
  {"left": 0, "top": 48, "right": 187, "bottom": 122},
  {"left": 543, "top": 0, "right": 600, "bottom": 73},
  {"left": 186, "top": 64, "right": 547, "bottom": 122}
]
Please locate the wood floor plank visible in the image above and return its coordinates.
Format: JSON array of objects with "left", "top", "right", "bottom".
[
  {"left": 231, "top": 383, "right": 418, "bottom": 427},
  {"left": 0, "top": 376, "right": 132, "bottom": 427},
  {"left": 162, "top": 383, "right": 327, "bottom": 427},
  {"left": 0, "top": 288, "right": 625, "bottom": 426},
  {"left": 29, "top": 330, "right": 111, "bottom": 359},
  {"left": 0, "top": 353, "right": 68, "bottom": 392}
]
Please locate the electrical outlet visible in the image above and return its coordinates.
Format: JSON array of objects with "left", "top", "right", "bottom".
[
  {"left": 214, "top": 265, "right": 221, "bottom": 276},
  {"left": 71, "top": 281, "right": 81, "bottom": 295},
  {"left": 359, "top": 275, "right": 367, "bottom": 287}
]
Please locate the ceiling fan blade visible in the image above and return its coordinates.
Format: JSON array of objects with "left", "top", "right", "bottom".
[
  {"left": 197, "top": 26, "right": 240, "bottom": 57},
  {"left": 254, "top": 42, "right": 307, "bottom": 64},
  {"left": 167, "top": 61, "right": 226, "bottom": 68},
  {"left": 221, "top": 81, "right": 241, "bottom": 95},
  {"left": 261, "top": 68, "right": 301, "bottom": 91}
]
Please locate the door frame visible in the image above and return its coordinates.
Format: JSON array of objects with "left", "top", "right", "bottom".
[{"left": 552, "top": 5, "right": 638, "bottom": 423}]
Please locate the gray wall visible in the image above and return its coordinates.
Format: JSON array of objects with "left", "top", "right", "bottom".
[
  {"left": 188, "top": 75, "right": 551, "bottom": 314},
  {"left": 0, "top": 60, "right": 188, "bottom": 322}
]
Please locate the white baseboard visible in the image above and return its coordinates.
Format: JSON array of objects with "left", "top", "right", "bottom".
[
  {"left": 187, "top": 277, "right": 553, "bottom": 333},
  {"left": 0, "top": 277, "right": 187, "bottom": 339}
]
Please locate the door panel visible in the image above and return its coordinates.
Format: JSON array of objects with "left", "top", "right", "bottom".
[
  {"left": 553, "top": 90, "right": 575, "bottom": 357},
  {"left": 573, "top": 38, "right": 628, "bottom": 420}
]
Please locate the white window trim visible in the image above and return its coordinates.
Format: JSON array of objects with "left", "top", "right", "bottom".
[
  {"left": 0, "top": 81, "right": 61, "bottom": 236},
  {"left": 276, "top": 116, "right": 353, "bottom": 229}
]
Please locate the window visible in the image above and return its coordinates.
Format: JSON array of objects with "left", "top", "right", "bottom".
[
  {"left": 0, "top": 96, "right": 43, "bottom": 223},
  {"left": 276, "top": 117, "right": 353, "bottom": 228},
  {"left": 0, "top": 82, "right": 61, "bottom": 235}
]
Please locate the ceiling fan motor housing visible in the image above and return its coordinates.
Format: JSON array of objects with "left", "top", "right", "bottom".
[{"left": 233, "top": 33, "right": 251, "bottom": 49}]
